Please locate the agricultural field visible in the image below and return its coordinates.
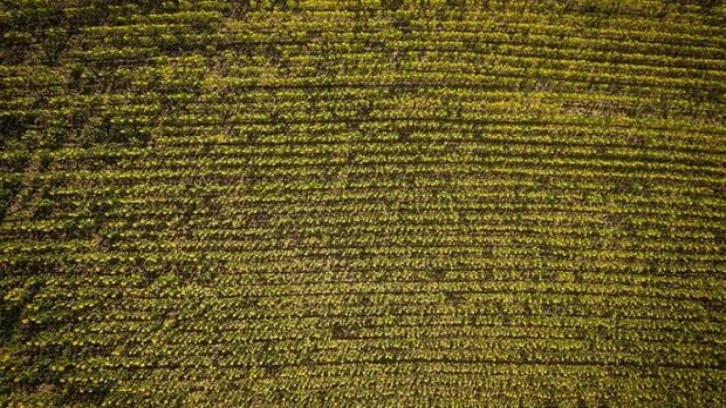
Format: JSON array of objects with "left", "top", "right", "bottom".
[{"left": 0, "top": 0, "right": 725, "bottom": 406}]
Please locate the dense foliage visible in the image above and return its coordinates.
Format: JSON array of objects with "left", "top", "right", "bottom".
[{"left": 1, "top": 0, "right": 724, "bottom": 406}]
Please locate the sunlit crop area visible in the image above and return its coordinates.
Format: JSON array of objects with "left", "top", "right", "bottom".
[{"left": 1, "top": 0, "right": 724, "bottom": 406}]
